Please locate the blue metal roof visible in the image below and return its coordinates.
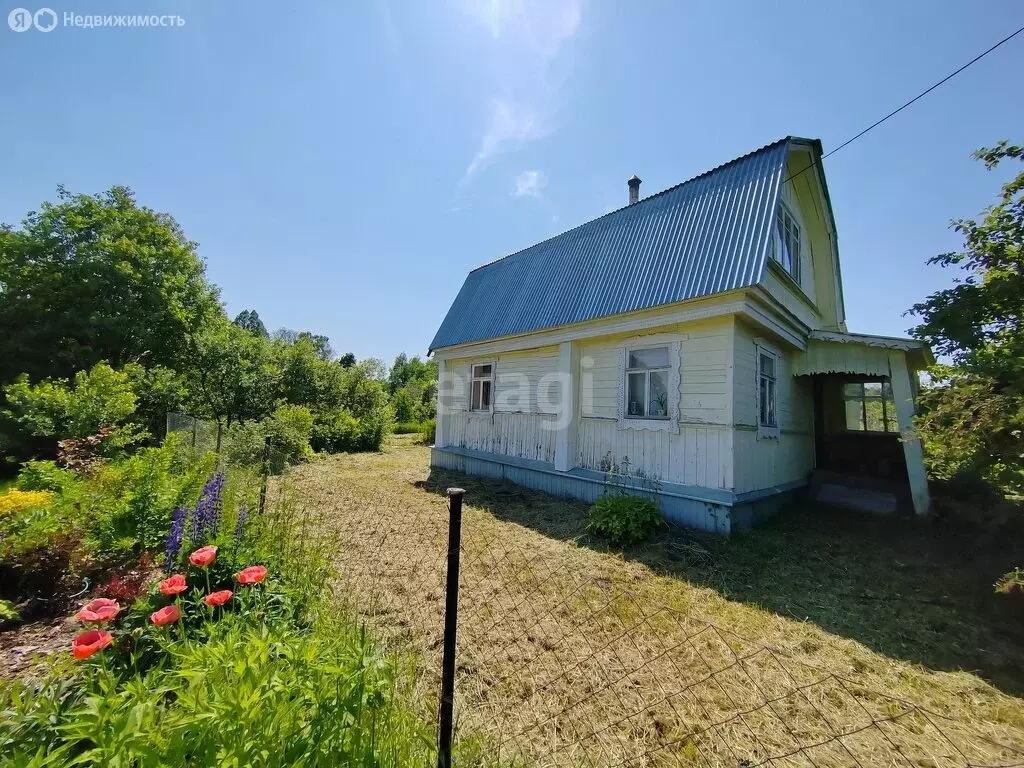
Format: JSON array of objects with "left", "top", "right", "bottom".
[{"left": 430, "top": 137, "right": 800, "bottom": 353}]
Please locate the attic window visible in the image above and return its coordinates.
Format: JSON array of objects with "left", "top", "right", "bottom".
[
  {"left": 625, "top": 346, "right": 670, "bottom": 419},
  {"left": 770, "top": 201, "right": 801, "bottom": 282}
]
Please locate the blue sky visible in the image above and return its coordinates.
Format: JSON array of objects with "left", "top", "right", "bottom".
[{"left": 1, "top": 1, "right": 1022, "bottom": 364}]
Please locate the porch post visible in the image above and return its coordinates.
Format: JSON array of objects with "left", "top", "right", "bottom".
[
  {"left": 435, "top": 356, "right": 447, "bottom": 448},
  {"left": 888, "top": 351, "right": 930, "bottom": 516},
  {"left": 554, "top": 341, "right": 576, "bottom": 471}
]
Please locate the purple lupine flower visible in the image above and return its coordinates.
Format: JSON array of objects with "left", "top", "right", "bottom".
[
  {"left": 190, "top": 471, "right": 225, "bottom": 544},
  {"left": 210, "top": 471, "right": 224, "bottom": 536},
  {"left": 164, "top": 506, "right": 188, "bottom": 573},
  {"left": 233, "top": 503, "right": 248, "bottom": 548}
]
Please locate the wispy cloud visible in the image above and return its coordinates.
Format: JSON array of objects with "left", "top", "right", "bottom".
[
  {"left": 512, "top": 169, "right": 547, "bottom": 198},
  {"left": 464, "top": 100, "right": 545, "bottom": 181},
  {"left": 457, "top": 0, "right": 585, "bottom": 186}
]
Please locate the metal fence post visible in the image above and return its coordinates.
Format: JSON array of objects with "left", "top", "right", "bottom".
[
  {"left": 257, "top": 435, "right": 271, "bottom": 517},
  {"left": 437, "top": 488, "right": 465, "bottom": 768}
]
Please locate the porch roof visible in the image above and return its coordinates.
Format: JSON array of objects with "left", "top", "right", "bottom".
[{"left": 792, "top": 331, "right": 933, "bottom": 377}]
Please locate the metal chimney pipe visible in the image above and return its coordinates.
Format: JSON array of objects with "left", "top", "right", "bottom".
[{"left": 628, "top": 174, "right": 641, "bottom": 204}]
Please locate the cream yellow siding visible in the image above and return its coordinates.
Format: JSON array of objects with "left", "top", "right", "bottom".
[
  {"left": 577, "top": 317, "right": 733, "bottom": 424},
  {"left": 443, "top": 346, "right": 560, "bottom": 413},
  {"left": 732, "top": 319, "right": 815, "bottom": 492},
  {"left": 440, "top": 348, "right": 562, "bottom": 464}
]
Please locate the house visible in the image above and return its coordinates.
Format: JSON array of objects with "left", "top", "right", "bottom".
[{"left": 428, "top": 137, "right": 933, "bottom": 533}]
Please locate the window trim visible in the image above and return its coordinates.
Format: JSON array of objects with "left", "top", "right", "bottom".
[
  {"left": 616, "top": 337, "right": 682, "bottom": 434},
  {"left": 755, "top": 343, "right": 780, "bottom": 440},
  {"left": 843, "top": 380, "right": 898, "bottom": 434},
  {"left": 468, "top": 360, "right": 495, "bottom": 414},
  {"left": 624, "top": 345, "right": 671, "bottom": 421}
]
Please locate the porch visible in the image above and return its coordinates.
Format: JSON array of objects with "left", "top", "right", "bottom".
[{"left": 794, "top": 330, "right": 934, "bottom": 517}]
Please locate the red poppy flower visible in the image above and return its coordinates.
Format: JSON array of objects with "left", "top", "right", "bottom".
[
  {"left": 75, "top": 598, "right": 121, "bottom": 623},
  {"left": 159, "top": 574, "right": 187, "bottom": 596},
  {"left": 150, "top": 604, "right": 181, "bottom": 626},
  {"left": 205, "top": 589, "right": 233, "bottom": 607},
  {"left": 236, "top": 565, "right": 267, "bottom": 585},
  {"left": 189, "top": 545, "right": 218, "bottom": 568},
  {"left": 72, "top": 629, "right": 113, "bottom": 660}
]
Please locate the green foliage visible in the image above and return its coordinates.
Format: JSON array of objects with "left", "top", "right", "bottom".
[
  {"left": 16, "top": 460, "right": 76, "bottom": 492},
  {"left": 86, "top": 437, "right": 215, "bottom": 562},
  {"left": 310, "top": 409, "right": 360, "bottom": 453},
  {"left": 916, "top": 367, "right": 1024, "bottom": 495},
  {"left": 0, "top": 185, "right": 221, "bottom": 385},
  {"left": 910, "top": 142, "right": 1024, "bottom": 500},
  {"left": 223, "top": 405, "right": 314, "bottom": 471},
  {"left": 186, "top": 320, "right": 280, "bottom": 428},
  {"left": 232, "top": 308, "right": 269, "bottom": 338},
  {"left": 0, "top": 586, "right": 433, "bottom": 768},
  {"left": 388, "top": 353, "right": 438, "bottom": 425},
  {"left": 0, "top": 438, "right": 214, "bottom": 603},
  {"left": 3, "top": 362, "right": 144, "bottom": 449},
  {"left": 0, "top": 598, "right": 19, "bottom": 625},
  {"left": 420, "top": 419, "right": 436, "bottom": 445},
  {"left": 391, "top": 389, "right": 417, "bottom": 423},
  {"left": 267, "top": 404, "right": 314, "bottom": 467},
  {"left": 586, "top": 494, "right": 665, "bottom": 546}
]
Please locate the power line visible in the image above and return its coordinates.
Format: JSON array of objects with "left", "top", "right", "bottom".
[{"left": 786, "top": 23, "right": 1024, "bottom": 186}]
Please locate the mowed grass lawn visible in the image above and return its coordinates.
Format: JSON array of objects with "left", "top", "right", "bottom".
[{"left": 284, "top": 435, "right": 1024, "bottom": 766}]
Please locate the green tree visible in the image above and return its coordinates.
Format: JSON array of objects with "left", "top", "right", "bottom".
[
  {"left": 0, "top": 186, "right": 222, "bottom": 384},
  {"left": 338, "top": 353, "right": 356, "bottom": 369},
  {"left": 186, "top": 322, "right": 280, "bottom": 430},
  {"left": 233, "top": 309, "right": 269, "bottom": 338},
  {"left": 909, "top": 141, "right": 1024, "bottom": 494}
]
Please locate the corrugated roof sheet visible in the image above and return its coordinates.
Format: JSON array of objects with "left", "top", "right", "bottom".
[{"left": 430, "top": 136, "right": 796, "bottom": 352}]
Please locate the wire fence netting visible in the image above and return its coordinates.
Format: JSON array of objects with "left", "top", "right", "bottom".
[{"left": 168, "top": 415, "right": 1024, "bottom": 767}]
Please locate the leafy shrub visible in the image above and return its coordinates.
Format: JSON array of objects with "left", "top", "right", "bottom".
[
  {"left": 16, "top": 460, "right": 76, "bottom": 492},
  {"left": 3, "top": 362, "right": 146, "bottom": 451},
  {"left": 586, "top": 494, "right": 665, "bottom": 546},
  {"left": 310, "top": 409, "right": 360, "bottom": 453},
  {"left": 223, "top": 405, "right": 314, "bottom": 471},
  {"left": 266, "top": 404, "right": 313, "bottom": 467},
  {"left": 394, "top": 420, "right": 427, "bottom": 435},
  {"left": 391, "top": 388, "right": 417, "bottom": 423},
  {"left": 85, "top": 437, "right": 214, "bottom": 563},
  {"left": 0, "top": 437, "right": 214, "bottom": 606},
  {"left": 420, "top": 419, "right": 436, "bottom": 444}
]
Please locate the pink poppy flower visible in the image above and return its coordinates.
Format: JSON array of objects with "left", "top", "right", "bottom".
[
  {"left": 236, "top": 565, "right": 267, "bottom": 585},
  {"left": 75, "top": 598, "right": 121, "bottom": 623},
  {"left": 189, "top": 545, "right": 217, "bottom": 568},
  {"left": 72, "top": 629, "right": 113, "bottom": 660},
  {"left": 150, "top": 604, "right": 181, "bottom": 626}
]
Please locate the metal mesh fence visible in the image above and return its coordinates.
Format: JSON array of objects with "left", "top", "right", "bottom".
[{"left": 164, "top": 416, "right": 1024, "bottom": 766}]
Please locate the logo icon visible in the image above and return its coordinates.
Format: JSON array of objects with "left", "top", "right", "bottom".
[
  {"left": 8, "top": 7, "right": 32, "bottom": 30},
  {"left": 33, "top": 7, "right": 56, "bottom": 30}
]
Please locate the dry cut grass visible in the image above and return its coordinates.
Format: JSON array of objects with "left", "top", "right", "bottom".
[{"left": 277, "top": 436, "right": 1024, "bottom": 767}]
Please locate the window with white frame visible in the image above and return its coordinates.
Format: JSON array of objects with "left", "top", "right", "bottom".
[
  {"left": 470, "top": 363, "right": 493, "bottom": 412},
  {"left": 625, "top": 346, "right": 670, "bottom": 419},
  {"left": 757, "top": 349, "right": 778, "bottom": 430},
  {"left": 844, "top": 381, "right": 898, "bottom": 433},
  {"left": 770, "top": 201, "right": 801, "bottom": 282}
]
